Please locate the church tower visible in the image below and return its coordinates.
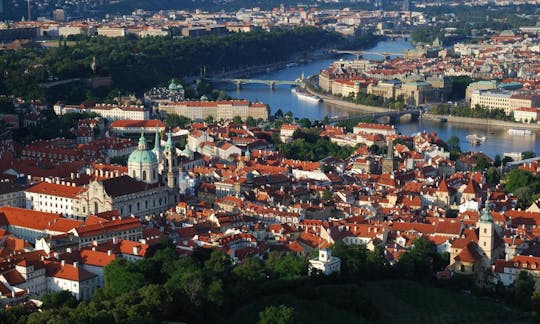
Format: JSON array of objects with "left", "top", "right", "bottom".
[
  {"left": 382, "top": 139, "right": 397, "bottom": 174},
  {"left": 163, "top": 131, "right": 178, "bottom": 189},
  {"left": 152, "top": 128, "right": 164, "bottom": 174},
  {"left": 478, "top": 196, "right": 495, "bottom": 265},
  {"left": 128, "top": 133, "right": 159, "bottom": 184}
]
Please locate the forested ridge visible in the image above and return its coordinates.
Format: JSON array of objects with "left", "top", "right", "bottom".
[{"left": 0, "top": 27, "right": 342, "bottom": 100}]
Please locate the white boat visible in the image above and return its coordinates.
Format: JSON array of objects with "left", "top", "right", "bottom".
[
  {"left": 291, "top": 87, "right": 321, "bottom": 103},
  {"left": 466, "top": 134, "right": 487, "bottom": 145},
  {"left": 286, "top": 62, "right": 299, "bottom": 68},
  {"left": 508, "top": 128, "right": 532, "bottom": 136}
]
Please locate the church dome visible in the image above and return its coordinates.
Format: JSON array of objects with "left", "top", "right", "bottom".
[
  {"left": 128, "top": 133, "right": 158, "bottom": 164},
  {"left": 128, "top": 149, "right": 158, "bottom": 164}
]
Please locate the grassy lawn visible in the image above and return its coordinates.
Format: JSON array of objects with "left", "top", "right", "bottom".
[{"left": 225, "top": 280, "right": 531, "bottom": 324}]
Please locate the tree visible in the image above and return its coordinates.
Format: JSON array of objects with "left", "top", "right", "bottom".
[
  {"left": 509, "top": 271, "right": 535, "bottom": 310},
  {"left": 103, "top": 259, "right": 147, "bottom": 297},
  {"left": 494, "top": 154, "right": 502, "bottom": 168},
  {"left": 258, "top": 305, "right": 295, "bottom": 324},
  {"left": 204, "top": 250, "right": 232, "bottom": 279},
  {"left": 474, "top": 157, "right": 491, "bottom": 171},
  {"left": 246, "top": 116, "right": 257, "bottom": 127},
  {"left": 41, "top": 290, "right": 78, "bottom": 309},
  {"left": 232, "top": 257, "right": 266, "bottom": 281},
  {"left": 165, "top": 114, "right": 191, "bottom": 129},
  {"left": 204, "top": 115, "right": 215, "bottom": 124},
  {"left": 486, "top": 166, "right": 501, "bottom": 185},
  {"left": 274, "top": 109, "right": 283, "bottom": 119},
  {"left": 446, "top": 135, "right": 461, "bottom": 152},
  {"left": 531, "top": 288, "right": 540, "bottom": 317},
  {"left": 232, "top": 115, "right": 243, "bottom": 124},
  {"left": 522, "top": 151, "right": 536, "bottom": 160}
]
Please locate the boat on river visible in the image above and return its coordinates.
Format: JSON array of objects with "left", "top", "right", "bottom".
[
  {"left": 466, "top": 134, "right": 486, "bottom": 145},
  {"left": 508, "top": 128, "right": 533, "bottom": 136},
  {"left": 291, "top": 87, "right": 321, "bottom": 103}
]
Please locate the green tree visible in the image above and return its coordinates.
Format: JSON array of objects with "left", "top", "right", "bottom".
[
  {"left": 204, "top": 115, "right": 215, "bottom": 124},
  {"left": 41, "top": 290, "right": 78, "bottom": 309},
  {"left": 103, "top": 259, "right": 147, "bottom": 297},
  {"left": 494, "top": 154, "right": 502, "bottom": 168},
  {"left": 474, "top": 157, "right": 491, "bottom": 171},
  {"left": 509, "top": 271, "right": 535, "bottom": 310},
  {"left": 165, "top": 114, "right": 191, "bottom": 129},
  {"left": 232, "top": 115, "right": 243, "bottom": 124},
  {"left": 258, "top": 305, "right": 295, "bottom": 324},
  {"left": 232, "top": 257, "right": 266, "bottom": 281},
  {"left": 522, "top": 151, "right": 536, "bottom": 160},
  {"left": 246, "top": 116, "right": 257, "bottom": 127}
]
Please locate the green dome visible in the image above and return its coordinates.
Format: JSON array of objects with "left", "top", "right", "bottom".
[
  {"left": 128, "top": 133, "right": 158, "bottom": 164},
  {"left": 128, "top": 149, "right": 158, "bottom": 164}
]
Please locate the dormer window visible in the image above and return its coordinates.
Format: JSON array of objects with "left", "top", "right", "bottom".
[
  {"left": 522, "top": 263, "right": 528, "bottom": 268},
  {"left": 532, "top": 264, "right": 537, "bottom": 270},
  {"left": 514, "top": 262, "right": 519, "bottom": 267}
]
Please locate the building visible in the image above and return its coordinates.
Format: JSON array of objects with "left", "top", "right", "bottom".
[
  {"left": 353, "top": 123, "right": 396, "bottom": 136},
  {"left": 109, "top": 120, "right": 166, "bottom": 136},
  {"left": 513, "top": 107, "right": 540, "bottom": 123},
  {"left": 0, "top": 207, "right": 82, "bottom": 243},
  {"left": 97, "top": 26, "right": 127, "bottom": 37},
  {"left": 0, "top": 181, "right": 27, "bottom": 208},
  {"left": 54, "top": 103, "right": 149, "bottom": 121},
  {"left": 159, "top": 100, "right": 269, "bottom": 121},
  {"left": 470, "top": 91, "right": 540, "bottom": 115},
  {"left": 45, "top": 261, "right": 99, "bottom": 300},
  {"left": 308, "top": 249, "right": 341, "bottom": 275},
  {"left": 75, "top": 132, "right": 180, "bottom": 218},
  {"left": 25, "top": 182, "right": 87, "bottom": 218}
]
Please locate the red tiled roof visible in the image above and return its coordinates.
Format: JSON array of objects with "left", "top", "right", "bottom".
[
  {"left": 45, "top": 261, "right": 97, "bottom": 281},
  {"left": 26, "top": 182, "right": 86, "bottom": 198}
]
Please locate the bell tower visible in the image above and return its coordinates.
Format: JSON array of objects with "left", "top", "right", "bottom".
[
  {"left": 163, "top": 131, "right": 178, "bottom": 189},
  {"left": 478, "top": 195, "right": 495, "bottom": 265}
]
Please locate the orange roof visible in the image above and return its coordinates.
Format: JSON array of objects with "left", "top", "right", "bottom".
[
  {"left": 109, "top": 119, "right": 165, "bottom": 128},
  {"left": 0, "top": 206, "right": 61, "bottom": 231},
  {"left": 74, "top": 218, "right": 141, "bottom": 238},
  {"left": 25, "top": 182, "right": 87, "bottom": 198},
  {"left": 45, "top": 261, "right": 97, "bottom": 281},
  {"left": 79, "top": 249, "right": 116, "bottom": 267}
]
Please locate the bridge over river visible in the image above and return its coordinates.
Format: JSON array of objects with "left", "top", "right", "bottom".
[
  {"left": 330, "top": 109, "right": 422, "bottom": 124},
  {"left": 204, "top": 77, "right": 301, "bottom": 90}
]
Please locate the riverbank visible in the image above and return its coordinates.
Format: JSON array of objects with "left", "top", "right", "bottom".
[
  {"left": 206, "top": 48, "right": 338, "bottom": 79},
  {"left": 422, "top": 113, "right": 540, "bottom": 130},
  {"left": 307, "top": 76, "right": 540, "bottom": 130}
]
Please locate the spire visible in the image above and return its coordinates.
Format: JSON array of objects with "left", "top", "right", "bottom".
[
  {"left": 480, "top": 191, "right": 493, "bottom": 223},
  {"left": 137, "top": 131, "right": 147, "bottom": 151},
  {"left": 164, "top": 130, "right": 174, "bottom": 151},
  {"left": 153, "top": 128, "right": 161, "bottom": 152},
  {"left": 386, "top": 139, "right": 393, "bottom": 159}
]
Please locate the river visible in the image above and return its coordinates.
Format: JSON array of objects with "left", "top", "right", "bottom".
[{"left": 222, "top": 39, "right": 538, "bottom": 158}]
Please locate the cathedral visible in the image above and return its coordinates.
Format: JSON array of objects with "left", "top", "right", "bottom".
[{"left": 75, "top": 130, "right": 181, "bottom": 218}]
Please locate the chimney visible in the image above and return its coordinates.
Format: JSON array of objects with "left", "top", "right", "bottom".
[
  {"left": 133, "top": 246, "right": 140, "bottom": 255},
  {"left": 107, "top": 250, "right": 112, "bottom": 256},
  {"left": 112, "top": 237, "right": 118, "bottom": 244},
  {"left": 53, "top": 252, "right": 59, "bottom": 259},
  {"left": 61, "top": 260, "right": 65, "bottom": 266},
  {"left": 73, "top": 261, "right": 78, "bottom": 268}
]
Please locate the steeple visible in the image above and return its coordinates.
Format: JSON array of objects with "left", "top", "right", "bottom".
[
  {"left": 153, "top": 128, "right": 162, "bottom": 152},
  {"left": 480, "top": 192, "right": 493, "bottom": 223},
  {"left": 137, "top": 132, "right": 147, "bottom": 151},
  {"left": 164, "top": 130, "right": 174, "bottom": 152}
]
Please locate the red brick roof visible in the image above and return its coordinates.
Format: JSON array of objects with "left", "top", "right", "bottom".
[
  {"left": 45, "top": 261, "right": 97, "bottom": 281},
  {"left": 109, "top": 120, "right": 165, "bottom": 128},
  {"left": 26, "top": 182, "right": 87, "bottom": 198}
]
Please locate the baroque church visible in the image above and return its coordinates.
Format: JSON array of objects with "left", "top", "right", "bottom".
[{"left": 75, "top": 130, "right": 182, "bottom": 218}]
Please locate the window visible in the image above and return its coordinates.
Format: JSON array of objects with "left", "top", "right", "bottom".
[
  {"left": 142, "top": 170, "right": 147, "bottom": 181},
  {"left": 484, "top": 228, "right": 487, "bottom": 234}
]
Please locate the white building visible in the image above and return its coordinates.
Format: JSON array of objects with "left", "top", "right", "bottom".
[
  {"left": 308, "top": 249, "right": 341, "bottom": 276},
  {"left": 513, "top": 107, "right": 540, "bottom": 123},
  {"left": 25, "top": 182, "right": 87, "bottom": 218},
  {"left": 470, "top": 91, "right": 540, "bottom": 115},
  {"left": 159, "top": 100, "right": 268, "bottom": 121},
  {"left": 353, "top": 123, "right": 397, "bottom": 136},
  {"left": 0, "top": 181, "right": 27, "bottom": 208},
  {"left": 54, "top": 103, "right": 150, "bottom": 121},
  {"left": 45, "top": 261, "right": 99, "bottom": 300}
]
